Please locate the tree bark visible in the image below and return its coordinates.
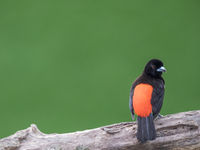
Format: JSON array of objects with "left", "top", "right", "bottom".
[{"left": 0, "top": 110, "right": 200, "bottom": 150}]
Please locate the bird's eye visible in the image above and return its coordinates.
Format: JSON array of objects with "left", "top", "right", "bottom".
[{"left": 151, "top": 64, "right": 156, "bottom": 70}]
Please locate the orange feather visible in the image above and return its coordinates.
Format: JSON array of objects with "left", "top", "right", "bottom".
[{"left": 133, "top": 84, "right": 153, "bottom": 117}]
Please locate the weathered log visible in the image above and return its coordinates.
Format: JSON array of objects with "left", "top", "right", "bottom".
[{"left": 0, "top": 110, "right": 200, "bottom": 150}]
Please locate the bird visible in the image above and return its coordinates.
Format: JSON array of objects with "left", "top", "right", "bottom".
[{"left": 129, "top": 59, "right": 166, "bottom": 143}]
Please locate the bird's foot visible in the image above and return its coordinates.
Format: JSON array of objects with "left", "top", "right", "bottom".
[{"left": 155, "top": 114, "right": 164, "bottom": 120}]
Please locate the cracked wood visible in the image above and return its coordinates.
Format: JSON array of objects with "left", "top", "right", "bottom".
[{"left": 0, "top": 110, "right": 200, "bottom": 150}]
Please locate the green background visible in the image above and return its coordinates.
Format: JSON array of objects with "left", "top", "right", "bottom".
[{"left": 0, "top": 0, "right": 200, "bottom": 138}]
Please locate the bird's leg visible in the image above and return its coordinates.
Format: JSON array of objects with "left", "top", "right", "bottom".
[{"left": 131, "top": 114, "right": 135, "bottom": 120}]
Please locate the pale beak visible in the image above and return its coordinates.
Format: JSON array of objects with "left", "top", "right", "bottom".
[{"left": 157, "top": 66, "right": 166, "bottom": 72}]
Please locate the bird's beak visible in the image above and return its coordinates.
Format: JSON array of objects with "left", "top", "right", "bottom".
[{"left": 157, "top": 66, "right": 166, "bottom": 72}]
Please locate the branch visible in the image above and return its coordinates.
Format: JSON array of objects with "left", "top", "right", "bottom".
[{"left": 1, "top": 110, "right": 200, "bottom": 150}]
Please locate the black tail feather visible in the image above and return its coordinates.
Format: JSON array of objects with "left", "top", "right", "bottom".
[{"left": 137, "top": 113, "right": 156, "bottom": 142}]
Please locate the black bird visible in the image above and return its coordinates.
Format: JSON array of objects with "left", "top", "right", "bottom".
[{"left": 129, "top": 59, "right": 166, "bottom": 142}]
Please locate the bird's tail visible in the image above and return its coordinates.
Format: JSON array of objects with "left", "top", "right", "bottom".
[{"left": 137, "top": 113, "right": 156, "bottom": 142}]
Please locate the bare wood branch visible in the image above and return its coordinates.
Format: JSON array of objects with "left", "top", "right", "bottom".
[{"left": 1, "top": 110, "right": 200, "bottom": 150}]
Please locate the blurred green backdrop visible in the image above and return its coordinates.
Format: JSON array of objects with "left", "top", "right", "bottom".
[{"left": 0, "top": 0, "right": 200, "bottom": 138}]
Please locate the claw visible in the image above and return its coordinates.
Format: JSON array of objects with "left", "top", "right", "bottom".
[{"left": 155, "top": 114, "right": 164, "bottom": 120}]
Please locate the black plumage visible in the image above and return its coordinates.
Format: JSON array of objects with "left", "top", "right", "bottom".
[{"left": 129, "top": 59, "right": 166, "bottom": 142}]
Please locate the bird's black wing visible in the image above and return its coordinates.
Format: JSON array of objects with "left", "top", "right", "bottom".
[
  {"left": 151, "top": 82, "right": 165, "bottom": 119},
  {"left": 129, "top": 85, "right": 135, "bottom": 120}
]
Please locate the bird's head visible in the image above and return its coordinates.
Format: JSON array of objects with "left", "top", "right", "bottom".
[{"left": 144, "top": 59, "right": 166, "bottom": 78}]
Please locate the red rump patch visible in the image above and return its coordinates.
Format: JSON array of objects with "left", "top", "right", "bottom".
[{"left": 133, "top": 84, "right": 153, "bottom": 117}]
